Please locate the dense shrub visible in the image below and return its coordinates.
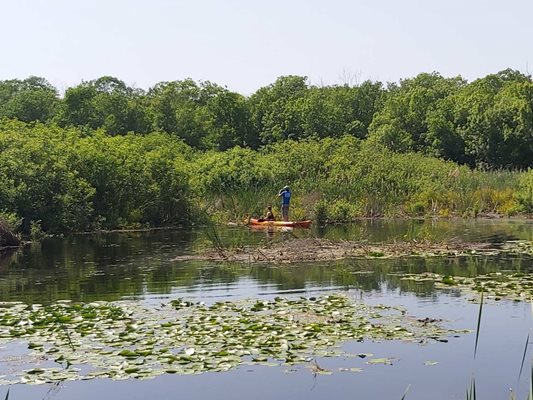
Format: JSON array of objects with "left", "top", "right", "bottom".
[
  {"left": 517, "top": 170, "right": 533, "bottom": 213},
  {"left": 0, "top": 121, "right": 529, "bottom": 232},
  {"left": 0, "top": 121, "right": 194, "bottom": 232}
]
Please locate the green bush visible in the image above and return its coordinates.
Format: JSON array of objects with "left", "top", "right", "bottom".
[
  {"left": 0, "top": 121, "right": 195, "bottom": 233},
  {"left": 313, "top": 200, "right": 328, "bottom": 225},
  {"left": 516, "top": 169, "right": 533, "bottom": 213},
  {"left": 328, "top": 199, "right": 353, "bottom": 222}
]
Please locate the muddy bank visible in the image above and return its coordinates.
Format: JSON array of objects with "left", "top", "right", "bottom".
[{"left": 173, "top": 238, "right": 533, "bottom": 264}]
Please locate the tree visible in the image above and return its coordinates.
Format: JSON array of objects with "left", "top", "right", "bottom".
[
  {"left": 451, "top": 69, "right": 532, "bottom": 168},
  {"left": 0, "top": 76, "right": 59, "bottom": 122},
  {"left": 58, "top": 76, "right": 151, "bottom": 135},
  {"left": 148, "top": 79, "right": 250, "bottom": 150},
  {"left": 368, "top": 72, "right": 466, "bottom": 154},
  {"left": 248, "top": 75, "right": 309, "bottom": 145}
]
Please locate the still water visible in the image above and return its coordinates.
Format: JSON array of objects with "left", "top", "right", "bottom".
[{"left": 1, "top": 219, "right": 532, "bottom": 399}]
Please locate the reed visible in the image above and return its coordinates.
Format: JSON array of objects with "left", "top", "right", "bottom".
[
  {"left": 518, "top": 333, "right": 530, "bottom": 383},
  {"left": 400, "top": 384, "right": 411, "bottom": 400},
  {"left": 466, "top": 376, "right": 476, "bottom": 400},
  {"left": 474, "top": 287, "right": 484, "bottom": 359}
]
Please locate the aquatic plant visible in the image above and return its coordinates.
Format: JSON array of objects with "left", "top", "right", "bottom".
[
  {"left": 0, "top": 294, "right": 464, "bottom": 385},
  {"left": 473, "top": 287, "right": 483, "bottom": 359},
  {"left": 395, "top": 268, "right": 533, "bottom": 303}
]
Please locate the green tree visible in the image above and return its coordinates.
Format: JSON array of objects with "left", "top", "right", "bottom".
[
  {"left": 148, "top": 79, "right": 250, "bottom": 150},
  {"left": 58, "top": 76, "right": 151, "bottom": 135},
  {"left": 450, "top": 69, "right": 532, "bottom": 168},
  {"left": 72, "top": 132, "right": 193, "bottom": 228},
  {"left": 0, "top": 76, "right": 59, "bottom": 122},
  {"left": 248, "top": 75, "right": 309, "bottom": 145},
  {"left": 368, "top": 72, "right": 466, "bottom": 154}
]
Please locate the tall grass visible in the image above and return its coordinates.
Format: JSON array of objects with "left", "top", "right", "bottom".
[{"left": 196, "top": 140, "right": 527, "bottom": 223}]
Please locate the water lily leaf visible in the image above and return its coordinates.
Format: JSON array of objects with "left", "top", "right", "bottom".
[
  {"left": 118, "top": 350, "right": 139, "bottom": 358},
  {"left": 0, "top": 294, "right": 460, "bottom": 384}
]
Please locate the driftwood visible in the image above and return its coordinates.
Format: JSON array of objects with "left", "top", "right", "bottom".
[{"left": 0, "top": 220, "right": 21, "bottom": 248}]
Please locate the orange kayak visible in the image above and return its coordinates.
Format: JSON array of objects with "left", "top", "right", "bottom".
[{"left": 249, "top": 218, "right": 312, "bottom": 228}]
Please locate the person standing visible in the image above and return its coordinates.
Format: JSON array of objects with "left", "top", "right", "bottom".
[{"left": 278, "top": 186, "right": 291, "bottom": 221}]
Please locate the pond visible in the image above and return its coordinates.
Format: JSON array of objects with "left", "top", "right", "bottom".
[{"left": 0, "top": 219, "right": 532, "bottom": 399}]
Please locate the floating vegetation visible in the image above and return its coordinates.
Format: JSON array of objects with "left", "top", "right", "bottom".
[
  {"left": 0, "top": 295, "right": 464, "bottom": 385},
  {"left": 174, "top": 238, "right": 533, "bottom": 264},
  {"left": 366, "top": 357, "right": 395, "bottom": 365},
  {"left": 394, "top": 271, "right": 533, "bottom": 302}
]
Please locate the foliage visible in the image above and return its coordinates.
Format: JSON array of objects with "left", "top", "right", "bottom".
[
  {"left": 0, "top": 120, "right": 194, "bottom": 233},
  {"left": 0, "top": 77, "right": 59, "bottom": 122},
  {"left": 369, "top": 72, "right": 466, "bottom": 155},
  {"left": 0, "top": 212, "right": 21, "bottom": 233},
  {"left": 191, "top": 136, "right": 526, "bottom": 222},
  {"left": 148, "top": 79, "right": 251, "bottom": 150},
  {"left": 0, "top": 71, "right": 531, "bottom": 170},
  {"left": 516, "top": 169, "right": 533, "bottom": 213},
  {"left": 0, "top": 212, "right": 21, "bottom": 247},
  {"left": 0, "top": 120, "right": 95, "bottom": 232},
  {"left": 0, "top": 73, "right": 532, "bottom": 233},
  {"left": 369, "top": 69, "right": 533, "bottom": 169},
  {"left": 249, "top": 76, "right": 383, "bottom": 145},
  {"left": 58, "top": 76, "right": 151, "bottom": 135}
]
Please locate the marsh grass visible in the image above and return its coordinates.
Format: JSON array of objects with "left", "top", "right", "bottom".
[
  {"left": 205, "top": 186, "right": 279, "bottom": 223},
  {"left": 198, "top": 149, "right": 526, "bottom": 224},
  {"left": 204, "top": 219, "right": 228, "bottom": 257}
]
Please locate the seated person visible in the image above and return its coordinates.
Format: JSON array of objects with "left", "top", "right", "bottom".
[
  {"left": 265, "top": 206, "right": 275, "bottom": 221},
  {"left": 257, "top": 206, "right": 276, "bottom": 222}
]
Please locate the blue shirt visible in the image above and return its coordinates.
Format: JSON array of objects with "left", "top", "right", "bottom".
[{"left": 280, "top": 190, "right": 291, "bottom": 205}]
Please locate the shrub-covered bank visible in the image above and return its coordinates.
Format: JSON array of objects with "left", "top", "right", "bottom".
[{"left": 0, "top": 120, "right": 531, "bottom": 236}]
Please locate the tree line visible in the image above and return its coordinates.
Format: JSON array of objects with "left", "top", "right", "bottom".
[{"left": 1, "top": 69, "right": 531, "bottom": 169}]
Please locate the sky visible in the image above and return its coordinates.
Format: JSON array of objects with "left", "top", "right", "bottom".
[{"left": 1, "top": 0, "right": 532, "bottom": 94}]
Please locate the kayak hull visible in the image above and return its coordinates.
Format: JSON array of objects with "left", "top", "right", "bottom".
[{"left": 249, "top": 218, "right": 312, "bottom": 228}]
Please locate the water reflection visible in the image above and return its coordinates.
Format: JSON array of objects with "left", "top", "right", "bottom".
[{"left": 0, "top": 220, "right": 531, "bottom": 304}]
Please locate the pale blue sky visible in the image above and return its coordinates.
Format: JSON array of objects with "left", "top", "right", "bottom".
[{"left": 1, "top": 0, "right": 532, "bottom": 94}]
